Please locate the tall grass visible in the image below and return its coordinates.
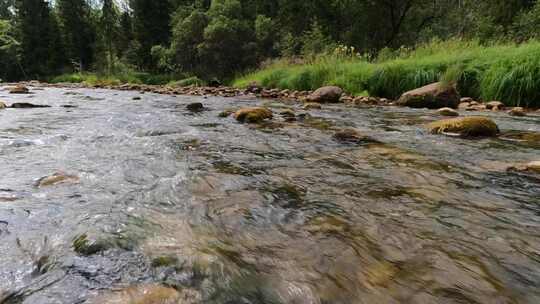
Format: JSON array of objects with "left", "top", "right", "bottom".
[{"left": 234, "top": 40, "right": 540, "bottom": 107}]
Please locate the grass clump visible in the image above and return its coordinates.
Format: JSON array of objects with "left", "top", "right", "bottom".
[
  {"left": 50, "top": 72, "right": 179, "bottom": 86},
  {"left": 234, "top": 40, "right": 540, "bottom": 107}
]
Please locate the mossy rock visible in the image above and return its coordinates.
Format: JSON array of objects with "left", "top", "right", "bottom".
[
  {"left": 426, "top": 116, "right": 500, "bottom": 137},
  {"left": 234, "top": 107, "right": 273, "bottom": 123}
]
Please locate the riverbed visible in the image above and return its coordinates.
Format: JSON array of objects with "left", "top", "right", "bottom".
[{"left": 0, "top": 86, "right": 539, "bottom": 303}]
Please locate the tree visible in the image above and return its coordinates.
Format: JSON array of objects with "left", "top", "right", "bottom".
[
  {"left": 57, "top": 0, "right": 96, "bottom": 71},
  {"left": 100, "top": 0, "right": 118, "bottom": 74},
  {"left": 0, "top": 19, "right": 21, "bottom": 81},
  {"left": 131, "top": 0, "right": 171, "bottom": 70},
  {"left": 15, "top": 0, "right": 55, "bottom": 78}
]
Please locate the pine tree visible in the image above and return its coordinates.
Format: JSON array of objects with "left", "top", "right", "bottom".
[
  {"left": 131, "top": 0, "right": 171, "bottom": 70},
  {"left": 15, "top": 0, "right": 52, "bottom": 78},
  {"left": 57, "top": 0, "right": 95, "bottom": 71},
  {"left": 101, "top": 0, "right": 118, "bottom": 74}
]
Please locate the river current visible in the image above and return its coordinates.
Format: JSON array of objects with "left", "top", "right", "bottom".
[{"left": 0, "top": 86, "right": 539, "bottom": 303}]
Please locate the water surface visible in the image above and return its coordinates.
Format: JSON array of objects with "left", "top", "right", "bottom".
[{"left": 0, "top": 86, "right": 539, "bottom": 303}]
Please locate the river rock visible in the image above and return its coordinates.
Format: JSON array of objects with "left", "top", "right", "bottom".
[
  {"left": 458, "top": 102, "right": 471, "bottom": 109},
  {"left": 9, "top": 85, "right": 30, "bottom": 94},
  {"left": 397, "top": 82, "right": 460, "bottom": 109},
  {"left": 486, "top": 101, "right": 504, "bottom": 110},
  {"left": 186, "top": 102, "right": 204, "bottom": 112},
  {"left": 460, "top": 97, "right": 474, "bottom": 103},
  {"left": 306, "top": 86, "right": 343, "bottom": 103},
  {"left": 0, "top": 101, "right": 6, "bottom": 109},
  {"left": 36, "top": 171, "right": 79, "bottom": 188},
  {"left": 426, "top": 116, "right": 500, "bottom": 137},
  {"left": 333, "top": 128, "right": 379, "bottom": 144},
  {"left": 436, "top": 107, "right": 459, "bottom": 117},
  {"left": 509, "top": 107, "right": 526, "bottom": 117},
  {"left": 218, "top": 109, "right": 235, "bottom": 118},
  {"left": 246, "top": 81, "right": 262, "bottom": 94},
  {"left": 132, "top": 96, "right": 141, "bottom": 100},
  {"left": 234, "top": 107, "right": 273, "bottom": 123},
  {"left": 279, "top": 108, "right": 296, "bottom": 118},
  {"left": 303, "top": 102, "right": 322, "bottom": 110},
  {"left": 508, "top": 161, "right": 540, "bottom": 174},
  {"left": 11, "top": 102, "right": 51, "bottom": 109}
]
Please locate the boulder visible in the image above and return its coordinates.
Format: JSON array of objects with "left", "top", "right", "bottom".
[
  {"left": 333, "top": 128, "right": 379, "bottom": 144},
  {"left": 460, "top": 97, "right": 474, "bottom": 103},
  {"left": 397, "top": 82, "right": 460, "bottom": 109},
  {"left": 426, "top": 116, "right": 499, "bottom": 137},
  {"left": 11, "top": 103, "right": 51, "bottom": 109},
  {"left": 9, "top": 85, "right": 30, "bottom": 94},
  {"left": 303, "top": 102, "right": 322, "bottom": 110},
  {"left": 509, "top": 107, "right": 526, "bottom": 117},
  {"left": 234, "top": 107, "right": 273, "bottom": 123},
  {"left": 486, "top": 101, "right": 504, "bottom": 110},
  {"left": 306, "top": 86, "right": 343, "bottom": 103},
  {"left": 436, "top": 107, "right": 459, "bottom": 117},
  {"left": 0, "top": 101, "right": 6, "bottom": 109}
]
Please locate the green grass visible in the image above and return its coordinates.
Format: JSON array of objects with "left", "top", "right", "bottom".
[{"left": 234, "top": 40, "right": 540, "bottom": 107}]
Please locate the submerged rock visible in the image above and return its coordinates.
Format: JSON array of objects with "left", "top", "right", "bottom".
[
  {"left": 426, "top": 116, "right": 500, "bottom": 137},
  {"left": 72, "top": 233, "right": 109, "bottom": 256},
  {"left": 132, "top": 96, "right": 142, "bottom": 100},
  {"left": 279, "top": 108, "right": 296, "bottom": 118},
  {"left": 186, "top": 102, "right": 204, "bottom": 112},
  {"left": 11, "top": 102, "right": 51, "bottom": 109},
  {"left": 9, "top": 85, "right": 30, "bottom": 94},
  {"left": 86, "top": 284, "right": 187, "bottom": 304},
  {"left": 509, "top": 107, "right": 526, "bottom": 117},
  {"left": 436, "top": 107, "right": 459, "bottom": 117},
  {"left": 218, "top": 109, "right": 235, "bottom": 118},
  {"left": 397, "top": 82, "right": 460, "bottom": 109},
  {"left": 36, "top": 171, "right": 79, "bottom": 188},
  {"left": 333, "top": 128, "right": 379, "bottom": 144},
  {"left": 234, "top": 107, "right": 273, "bottom": 123},
  {"left": 306, "top": 86, "right": 343, "bottom": 103},
  {"left": 509, "top": 161, "right": 540, "bottom": 173},
  {"left": 303, "top": 102, "right": 322, "bottom": 110}
]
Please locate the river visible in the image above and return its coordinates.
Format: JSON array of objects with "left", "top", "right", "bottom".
[{"left": 0, "top": 85, "right": 539, "bottom": 303}]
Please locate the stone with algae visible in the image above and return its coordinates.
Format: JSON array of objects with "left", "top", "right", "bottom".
[
  {"left": 426, "top": 116, "right": 500, "bottom": 137},
  {"left": 234, "top": 107, "right": 273, "bottom": 123}
]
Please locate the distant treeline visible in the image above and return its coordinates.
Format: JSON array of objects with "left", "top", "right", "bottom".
[{"left": 0, "top": 0, "right": 539, "bottom": 82}]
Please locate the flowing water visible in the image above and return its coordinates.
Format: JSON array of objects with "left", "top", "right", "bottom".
[{"left": 0, "top": 86, "right": 539, "bottom": 304}]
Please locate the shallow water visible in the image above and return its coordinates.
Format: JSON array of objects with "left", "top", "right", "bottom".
[{"left": 0, "top": 86, "right": 539, "bottom": 304}]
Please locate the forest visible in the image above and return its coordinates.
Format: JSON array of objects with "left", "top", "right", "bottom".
[{"left": 0, "top": 0, "right": 540, "bottom": 104}]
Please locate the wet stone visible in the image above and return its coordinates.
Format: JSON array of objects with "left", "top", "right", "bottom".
[
  {"left": 36, "top": 171, "right": 79, "bottom": 188},
  {"left": 333, "top": 128, "right": 379, "bottom": 144},
  {"left": 426, "top": 116, "right": 500, "bottom": 137},
  {"left": 234, "top": 107, "right": 273, "bottom": 123},
  {"left": 186, "top": 102, "right": 204, "bottom": 112},
  {"left": 11, "top": 102, "right": 51, "bottom": 109}
]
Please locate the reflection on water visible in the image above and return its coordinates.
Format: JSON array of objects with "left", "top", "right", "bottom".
[{"left": 0, "top": 86, "right": 539, "bottom": 303}]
